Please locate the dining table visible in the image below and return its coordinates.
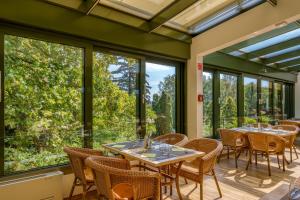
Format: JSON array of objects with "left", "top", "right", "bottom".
[
  {"left": 103, "top": 139, "right": 205, "bottom": 200},
  {"left": 231, "top": 127, "right": 293, "bottom": 136}
]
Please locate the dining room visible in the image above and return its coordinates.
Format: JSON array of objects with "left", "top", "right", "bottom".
[{"left": 1, "top": 0, "right": 300, "bottom": 200}]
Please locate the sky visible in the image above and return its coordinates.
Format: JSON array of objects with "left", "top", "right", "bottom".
[{"left": 146, "top": 62, "right": 175, "bottom": 96}]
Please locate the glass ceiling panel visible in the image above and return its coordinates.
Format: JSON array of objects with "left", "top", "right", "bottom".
[
  {"left": 275, "top": 55, "right": 300, "bottom": 64},
  {"left": 167, "top": 0, "right": 235, "bottom": 31},
  {"left": 240, "top": 28, "right": 300, "bottom": 53},
  {"left": 261, "top": 45, "right": 300, "bottom": 59},
  {"left": 100, "top": 0, "right": 175, "bottom": 19}
]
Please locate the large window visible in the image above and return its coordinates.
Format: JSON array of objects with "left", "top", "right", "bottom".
[
  {"left": 4, "top": 35, "right": 83, "bottom": 174},
  {"left": 93, "top": 52, "right": 138, "bottom": 148},
  {"left": 244, "top": 77, "right": 258, "bottom": 124},
  {"left": 203, "top": 71, "right": 213, "bottom": 137},
  {"left": 219, "top": 73, "right": 238, "bottom": 129},
  {"left": 203, "top": 66, "right": 295, "bottom": 138},
  {"left": 0, "top": 31, "right": 183, "bottom": 177},
  {"left": 145, "top": 62, "right": 176, "bottom": 136}
]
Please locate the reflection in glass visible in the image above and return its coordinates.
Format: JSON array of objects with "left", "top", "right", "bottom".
[
  {"left": 261, "top": 80, "right": 273, "bottom": 122},
  {"left": 4, "top": 35, "right": 83, "bottom": 174},
  {"left": 203, "top": 72, "right": 213, "bottom": 137},
  {"left": 146, "top": 62, "right": 176, "bottom": 136},
  {"left": 274, "top": 82, "right": 283, "bottom": 119},
  {"left": 93, "top": 52, "right": 138, "bottom": 148},
  {"left": 244, "top": 77, "right": 257, "bottom": 124},
  {"left": 220, "top": 73, "right": 238, "bottom": 128}
]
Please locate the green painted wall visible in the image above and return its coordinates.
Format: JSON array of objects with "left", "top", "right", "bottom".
[{"left": 0, "top": 0, "right": 190, "bottom": 59}]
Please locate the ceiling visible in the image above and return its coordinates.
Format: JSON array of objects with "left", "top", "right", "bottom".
[
  {"left": 220, "top": 20, "right": 300, "bottom": 73},
  {"left": 43, "top": 0, "right": 269, "bottom": 43}
]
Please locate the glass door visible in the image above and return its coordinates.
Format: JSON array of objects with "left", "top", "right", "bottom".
[
  {"left": 274, "top": 82, "right": 283, "bottom": 120},
  {"left": 145, "top": 62, "right": 176, "bottom": 137},
  {"left": 244, "top": 77, "right": 258, "bottom": 124},
  {"left": 219, "top": 73, "right": 238, "bottom": 129},
  {"left": 260, "top": 80, "right": 273, "bottom": 123},
  {"left": 93, "top": 51, "right": 139, "bottom": 148},
  {"left": 203, "top": 71, "right": 213, "bottom": 137}
]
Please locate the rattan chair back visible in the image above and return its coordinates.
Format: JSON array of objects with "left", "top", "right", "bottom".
[
  {"left": 85, "top": 156, "right": 161, "bottom": 200},
  {"left": 63, "top": 146, "right": 103, "bottom": 185},
  {"left": 154, "top": 133, "right": 188, "bottom": 146}
]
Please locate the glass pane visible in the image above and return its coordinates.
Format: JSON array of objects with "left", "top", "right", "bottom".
[
  {"left": 146, "top": 62, "right": 176, "bottom": 136},
  {"left": 260, "top": 80, "right": 273, "bottom": 123},
  {"left": 4, "top": 35, "right": 83, "bottom": 174},
  {"left": 274, "top": 82, "right": 283, "bottom": 119},
  {"left": 203, "top": 72, "right": 213, "bottom": 137},
  {"left": 100, "top": 0, "right": 175, "bottom": 19},
  {"left": 220, "top": 73, "right": 238, "bottom": 128},
  {"left": 93, "top": 52, "right": 138, "bottom": 148},
  {"left": 168, "top": 0, "right": 235, "bottom": 31},
  {"left": 244, "top": 77, "right": 257, "bottom": 124},
  {"left": 241, "top": 28, "right": 300, "bottom": 53}
]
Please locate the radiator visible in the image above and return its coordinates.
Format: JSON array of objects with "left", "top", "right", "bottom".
[{"left": 0, "top": 171, "right": 63, "bottom": 200}]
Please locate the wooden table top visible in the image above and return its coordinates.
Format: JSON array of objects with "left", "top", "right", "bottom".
[{"left": 103, "top": 140, "right": 205, "bottom": 167}]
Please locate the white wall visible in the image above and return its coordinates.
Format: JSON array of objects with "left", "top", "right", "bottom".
[
  {"left": 295, "top": 73, "right": 300, "bottom": 118},
  {"left": 187, "top": 0, "right": 300, "bottom": 138}
]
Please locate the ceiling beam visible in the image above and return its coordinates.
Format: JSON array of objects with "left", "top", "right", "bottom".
[
  {"left": 263, "top": 50, "right": 300, "bottom": 64},
  {"left": 43, "top": 0, "right": 192, "bottom": 43},
  {"left": 287, "top": 64, "right": 300, "bottom": 71},
  {"left": 148, "top": 0, "right": 198, "bottom": 32},
  {"left": 204, "top": 51, "right": 297, "bottom": 82},
  {"left": 277, "top": 57, "right": 300, "bottom": 69},
  {"left": 267, "top": 0, "right": 277, "bottom": 6},
  {"left": 247, "top": 37, "right": 300, "bottom": 59},
  {"left": 85, "top": 0, "right": 100, "bottom": 15},
  {"left": 222, "top": 22, "right": 300, "bottom": 53}
]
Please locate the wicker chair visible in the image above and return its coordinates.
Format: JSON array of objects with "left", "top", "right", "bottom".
[
  {"left": 171, "top": 138, "right": 223, "bottom": 200},
  {"left": 85, "top": 156, "right": 161, "bottom": 200},
  {"left": 153, "top": 133, "right": 188, "bottom": 146},
  {"left": 63, "top": 147, "right": 103, "bottom": 200},
  {"left": 246, "top": 132, "right": 287, "bottom": 176},
  {"left": 273, "top": 125, "right": 299, "bottom": 162},
  {"left": 218, "top": 128, "right": 249, "bottom": 168},
  {"left": 280, "top": 120, "right": 300, "bottom": 128}
]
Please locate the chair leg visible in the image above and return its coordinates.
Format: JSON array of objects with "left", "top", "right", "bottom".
[
  {"left": 234, "top": 148, "right": 238, "bottom": 168},
  {"left": 82, "top": 184, "right": 87, "bottom": 200},
  {"left": 267, "top": 153, "right": 271, "bottom": 176},
  {"left": 293, "top": 145, "right": 299, "bottom": 159},
  {"left": 290, "top": 147, "right": 293, "bottom": 163},
  {"left": 69, "top": 177, "right": 76, "bottom": 200},
  {"left": 246, "top": 150, "right": 252, "bottom": 170},
  {"left": 199, "top": 178, "right": 203, "bottom": 200},
  {"left": 212, "top": 169, "right": 222, "bottom": 198},
  {"left": 283, "top": 154, "right": 286, "bottom": 172},
  {"left": 277, "top": 154, "right": 281, "bottom": 169},
  {"left": 218, "top": 148, "right": 224, "bottom": 163},
  {"left": 184, "top": 178, "right": 188, "bottom": 184},
  {"left": 255, "top": 151, "right": 257, "bottom": 166},
  {"left": 227, "top": 147, "right": 230, "bottom": 159}
]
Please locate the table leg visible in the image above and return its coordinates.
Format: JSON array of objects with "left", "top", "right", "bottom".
[
  {"left": 158, "top": 167, "right": 163, "bottom": 200},
  {"left": 175, "top": 161, "right": 184, "bottom": 200}
]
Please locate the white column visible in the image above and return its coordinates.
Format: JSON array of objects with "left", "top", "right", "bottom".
[
  {"left": 187, "top": 50, "right": 203, "bottom": 139},
  {"left": 295, "top": 74, "right": 300, "bottom": 118}
]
